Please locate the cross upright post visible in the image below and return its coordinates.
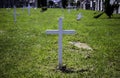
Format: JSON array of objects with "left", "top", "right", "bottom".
[
  {"left": 46, "top": 17, "right": 75, "bottom": 69},
  {"left": 58, "top": 18, "right": 63, "bottom": 69},
  {"left": 28, "top": 3, "right": 30, "bottom": 15},
  {"left": 68, "top": 0, "right": 71, "bottom": 12},
  {"left": 13, "top": 5, "right": 16, "bottom": 22}
]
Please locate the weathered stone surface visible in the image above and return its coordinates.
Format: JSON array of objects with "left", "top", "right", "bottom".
[
  {"left": 69, "top": 42, "right": 93, "bottom": 51},
  {"left": 0, "top": 30, "right": 5, "bottom": 34}
]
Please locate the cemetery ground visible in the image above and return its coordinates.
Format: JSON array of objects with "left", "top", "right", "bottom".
[{"left": 0, "top": 8, "right": 120, "bottom": 78}]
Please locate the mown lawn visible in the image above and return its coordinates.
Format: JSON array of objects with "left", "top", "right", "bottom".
[{"left": 0, "top": 8, "right": 120, "bottom": 78}]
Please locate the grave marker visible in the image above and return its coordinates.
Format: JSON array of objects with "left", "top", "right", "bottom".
[
  {"left": 68, "top": 0, "right": 71, "bottom": 13},
  {"left": 77, "top": 13, "right": 82, "bottom": 20},
  {"left": 118, "top": 3, "right": 120, "bottom": 14},
  {"left": 83, "top": 1, "right": 86, "bottom": 10},
  {"left": 22, "top": 5, "right": 25, "bottom": 12},
  {"left": 28, "top": 4, "right": 31, "bottom": 15},
  {"left": 35, "top": 0, "right": 38, "bottom": 9},
  {"left": 90, "top": 1, "right": 93, "bottom": 10},
  {"left": 46, "top": 17, "right": 75, "bottom": 69},
  {"left": 13, "top": 5, "right": 16, "bottom": 22},
  {"left": 100, "top": 0, "right": 103, "bottom": 11}
]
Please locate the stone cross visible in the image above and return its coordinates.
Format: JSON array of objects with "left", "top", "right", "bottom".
[
  {"left": 68, "top": 0, "right": 71, "bottom": 12},
  {"left": 22, "top": 4, "right": 25, "bottom": 12},
  {"left": 83, "top": 1, "right": 86, "bottom": 10},
  {"left": 35, "top": 0, "right": 38, "bottom": 9},
  {"left": 46, "top": 17, "right": 75, "bottom": 69},
  {"left": 13, "top": 5, "right": 16, "bottom": 22},
  {"left": 90, "top": 1, "right": 93, "bottom": 10},
  {"left": 100, "top": 0, "right": 103, "bottom": 11},
  {"left": 118, "top": 3, "right": 120, "bottom": 14},
  {"left": 77, "top": 13, "right": 82, "bottom": 20},
  {"left": 28, "top": 4, "right": 30, "bottom": 15}
]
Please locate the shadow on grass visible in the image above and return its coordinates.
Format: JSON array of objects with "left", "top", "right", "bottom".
[
  {"left": 111, "top": 16, "right": 120, "bottom": 19},
  {"left": 60, "top": 68, "right": 89, "bottom": 73},
  {"left": 99, "top": 15, "right": 120, "bottom": 19},
  {"left": 55, "top": 65, "right": 89, "bottom": 73}
]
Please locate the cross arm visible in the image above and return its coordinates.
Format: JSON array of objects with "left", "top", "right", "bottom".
[{"left": 46, "top": 30, "right": 75, "bottom": 34}]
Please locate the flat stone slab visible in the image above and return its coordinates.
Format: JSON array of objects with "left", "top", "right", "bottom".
[
  {"left": 0, "top": 30, "right": 5, "bottom": 34},
  {"left": 69, "top": 42, "right": 93, "bottom": 51}
]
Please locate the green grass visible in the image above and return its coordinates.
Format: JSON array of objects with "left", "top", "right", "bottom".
[{"left": 0, "top": 8, "right": 120, "bottom": 78}]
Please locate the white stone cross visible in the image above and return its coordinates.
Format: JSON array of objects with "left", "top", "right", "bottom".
[
  {"left": 13, "top": 5, "right": 16, "bottom": 22},
  {"left": 28, "top": 4, "right": 31, "bottom": 15},
  {"left": 46, "top": 17, "right": 75, "bottom": 69},
  {"left": 22, "top": 4, "right": 25, "bottom": 12},
  {"left": 77, "top": 13, "right": 82, "bottom": 20},
  {"left": 90, "top": 1, "right": 93, "bottom": 10},
  {"left": 68, "top": 0, "right": 71, "bottom": 13}
]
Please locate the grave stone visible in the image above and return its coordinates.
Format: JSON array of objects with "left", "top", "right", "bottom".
[{"left": 69, "top": 42, "right": 93, "bottom": 51}]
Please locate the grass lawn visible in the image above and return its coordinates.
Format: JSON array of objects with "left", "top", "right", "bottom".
[{"left": 0, "top": 8, "right": 120, "bottom": 78}]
